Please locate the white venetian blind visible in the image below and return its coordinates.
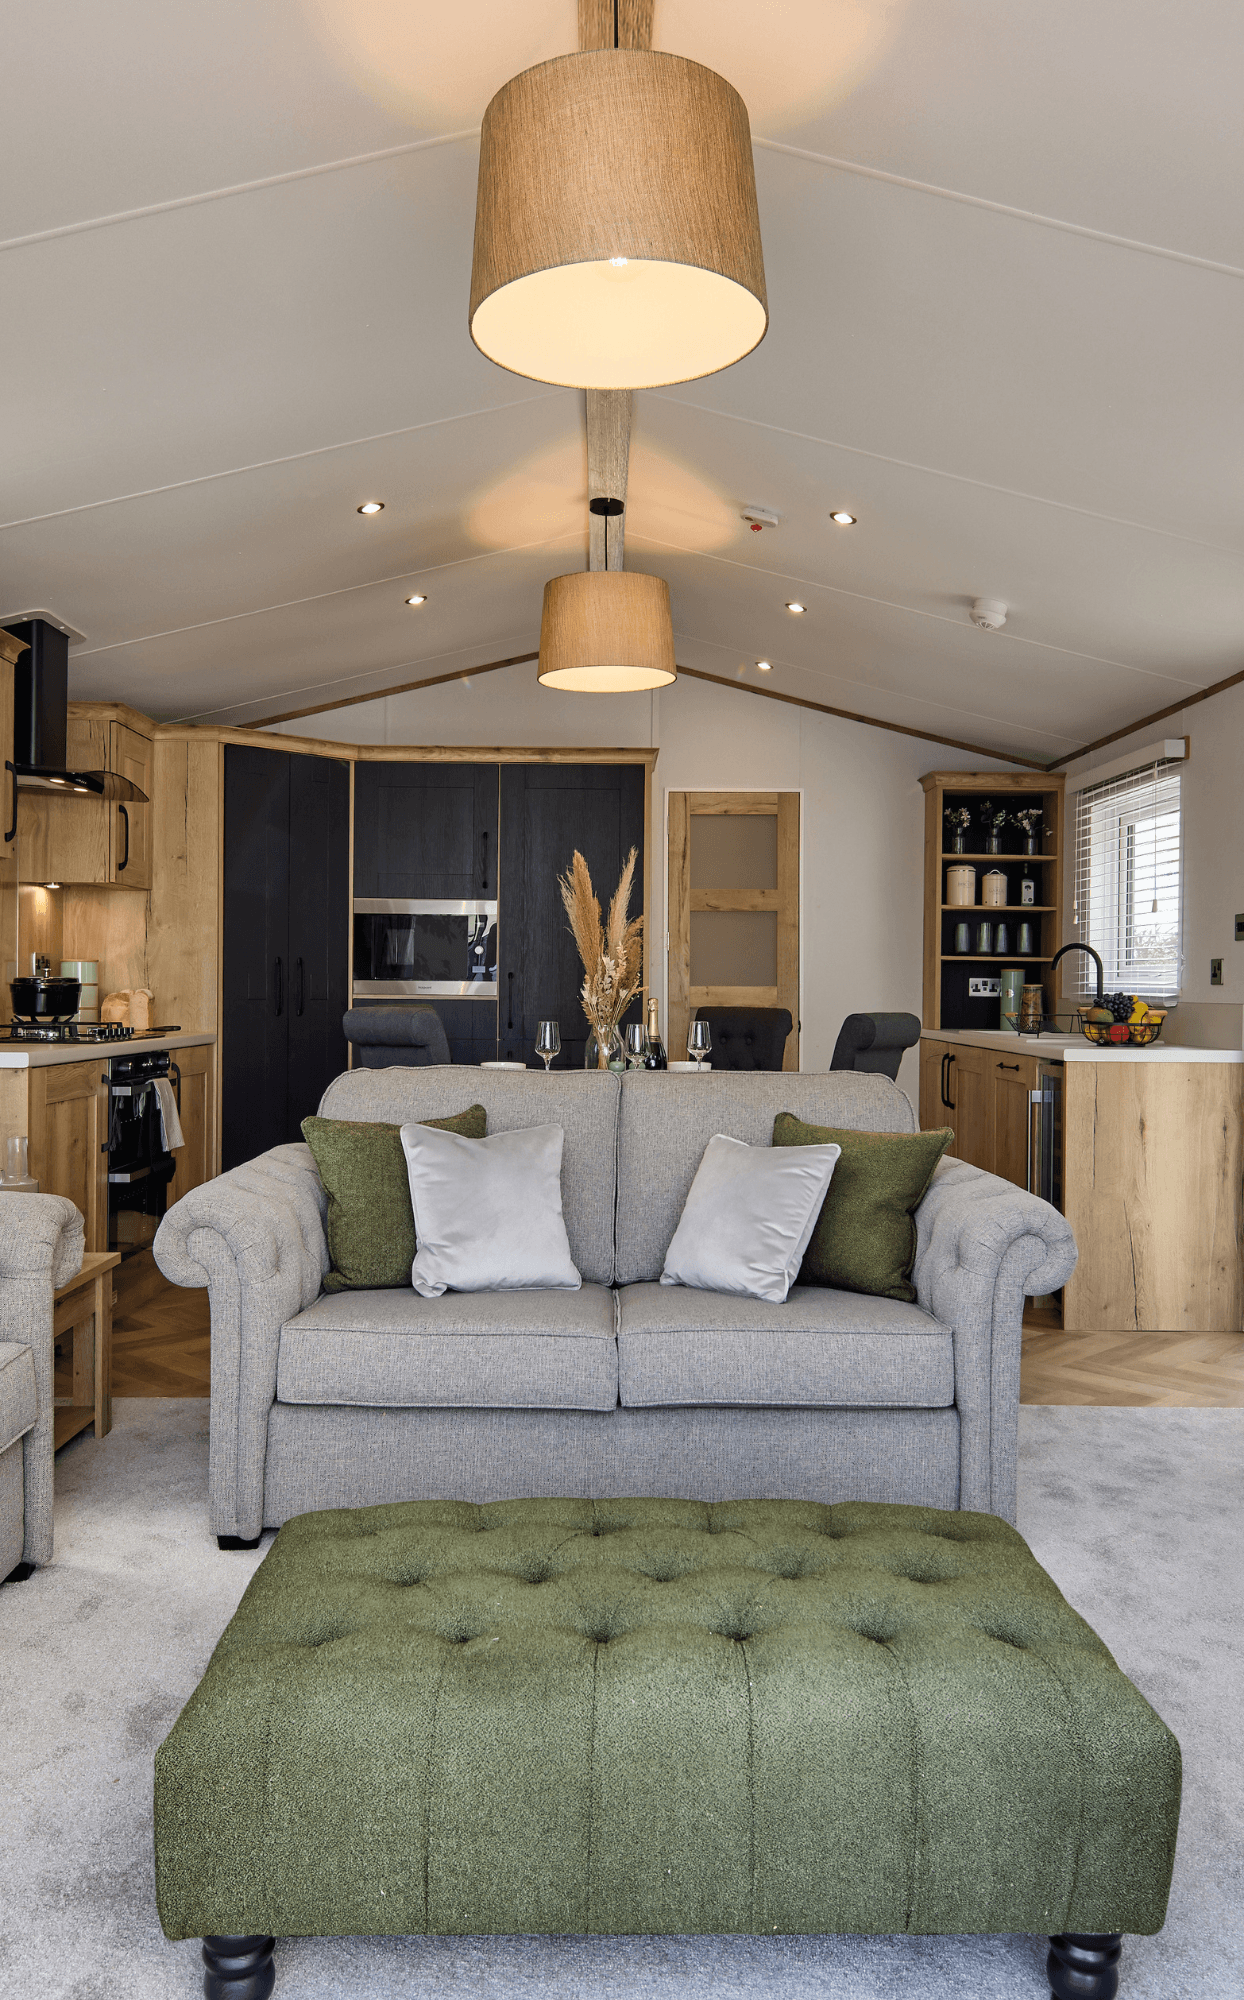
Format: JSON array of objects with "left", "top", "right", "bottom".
[{"left": 1072, "top": 761, "right": 1182, "bottom": 999}]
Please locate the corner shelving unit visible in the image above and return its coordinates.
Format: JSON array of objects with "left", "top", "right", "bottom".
[{"left": 920, "top": 771, "right": 1066, "bottom": 1030}]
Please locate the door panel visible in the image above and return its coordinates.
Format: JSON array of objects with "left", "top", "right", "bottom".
[
  {"left": 919, "top": 1040, "right": 948, "bottom": 1133},
  {"left": 287, "top": 753, "right": 350, "bottom": 1133},
  {"left": 993, "top": 1056, "right": 1038, "bottom": 1189},
  {"left": 668, "top": 791, "right": 800, "bottom": 1070},
  {"left": 943, "top": 1042, "right": 991, "bottom": 1169},
  {"left": 28, "top": 1061, "right": 110, "bottom": 1253},
  {"left": 353, "top": 761, "right": 498, "bottom": 900},
  {"left": 222, "top": 747, "right": 290, "bottom": 1169},
  {"left": 498, "top": 764, "right": 645, "bottom": 1069},
  {"left": 168, "top": 1044, "right": 214, "bottom": 1207}
]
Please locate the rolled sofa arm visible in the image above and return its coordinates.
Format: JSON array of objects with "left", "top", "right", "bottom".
[
  {"left": 0, "top": 1193, "right": 84, "bottom": 1567},
  {"left": 154, "top": 1143, "right": 328, "bottom": 1540},
  {"left": 912, "top": 1157, "right": 1078, "bottom": 1523}
]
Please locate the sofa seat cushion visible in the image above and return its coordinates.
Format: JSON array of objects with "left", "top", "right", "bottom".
[
  {"left": 277, "top": 1285, "right": 618, "bottom": 1412},
  {"left": 0, "top": 1342, "right": 37, "bottom": 1454},
  {"left": 617, "top": 1283, "right": 953, "bottom": 1409}
]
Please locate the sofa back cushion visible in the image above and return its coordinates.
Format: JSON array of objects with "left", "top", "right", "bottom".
[
  {"left": 615, "top": 1071, "right": 916, "bottom": 1285},
  {"left": 316, "top": 1068, "right": 620, "bottom": 1285}
]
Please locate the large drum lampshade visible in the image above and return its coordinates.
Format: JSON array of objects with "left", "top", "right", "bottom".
[
  {"left": 470, "top": 50, "right": 767, "bottom": 390},
  {"left": 538, "top": 571, "right": 676, "bottom": 692}
]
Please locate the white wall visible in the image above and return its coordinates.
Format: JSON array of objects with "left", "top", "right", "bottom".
[
  {"left": 1061, "top": 681, "right": 1244, "bottom": 1047},
  {"left": 272, "top": 665, "right": 1017, "bottom": 1100}
]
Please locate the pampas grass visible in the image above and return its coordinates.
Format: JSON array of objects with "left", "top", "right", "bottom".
[{"left": 558, "top": 848, "right": 644, "bottom": 1065}]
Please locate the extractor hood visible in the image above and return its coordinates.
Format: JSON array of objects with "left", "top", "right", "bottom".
[{"left": 5, "top": 618, "right": 148, "bottom": 803}]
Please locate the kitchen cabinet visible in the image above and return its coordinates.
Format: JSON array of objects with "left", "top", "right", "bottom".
[
  {"left": 0, "top": 632, "right": 19, "bottom": 983},
  {"left": 222, "top": 746, "right": 349, "bottom": 1169},
  {"left": 167, "top": 1041, "right": 215, "bottom": 1208},
  {"left": 496, "top": 762, "right": 646, "bottom": 1069},
  {"left": 920, "top": 1037, "right": 992, "bottom": 1167},
  {"left": 27, "top": 1059, "right": 111, "bottom": 1253},
  {"left": 992, "top": 1053, "right": 1039, "bottom": 1190},
  {"left": 18, "top": 707, "right": 154, "bottom": 891}
]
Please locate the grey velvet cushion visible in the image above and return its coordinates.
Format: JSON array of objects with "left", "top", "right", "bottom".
[
  {"left": 277, "top": 1285, "right": 619, "bottom": 1411},
  {"left": 317, "top": 1069, "right": 620, "bottom": 1286},
  {"left": 0, "top": 1342, "right": 37, "bottom": 1454},
  {"left": 617, "top": 1284, "right": 954, "bottom": 1409},
  {"left": 403, "top": 1122, "right": 581, "bottom": 1298},
  {"left": 616, "top": 1071, "right": 917, "bottom": 1285},
  {"left": 659, "top": 1134, "right": 840, "bottom": 1303}
]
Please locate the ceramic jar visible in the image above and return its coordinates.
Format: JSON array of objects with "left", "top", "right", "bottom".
[
  {"left": 946, "top": 865, "right": 976, "bottom": 907},
  {"left": 982, "top": 870, "right": 1007, "bottom": 907}
]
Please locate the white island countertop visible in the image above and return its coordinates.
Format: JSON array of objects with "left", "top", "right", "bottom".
[
  {"left": 0, "top": 1030, "right": 217, "bottom": 1070},
  {"left": 921, "top": 1027, "right": 1244, "bottom": 1064}
]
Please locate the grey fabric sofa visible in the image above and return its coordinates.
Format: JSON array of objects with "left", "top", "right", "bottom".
[
  {"left": 153, "top": 1070, "right": 1077, "bottom": 1544},
  {"left": 0, "top": 1194, "right": 85, "bottom": 1576}
]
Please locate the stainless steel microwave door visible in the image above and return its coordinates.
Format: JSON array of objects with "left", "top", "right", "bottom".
[{"left": 353, "top": 899, "right": 498, "bottom": 999}]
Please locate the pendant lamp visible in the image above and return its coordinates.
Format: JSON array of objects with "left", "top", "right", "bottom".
[
  {"left": 538, "top": 571, "right": 675, "bottom": 692},
  {"left": 470, "top": 50, "right": 767, "bottom": 389}
]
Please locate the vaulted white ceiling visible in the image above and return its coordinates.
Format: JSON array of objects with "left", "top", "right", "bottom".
[{"left": 2, "top": 1, "right": 1241, "bottom": 761}]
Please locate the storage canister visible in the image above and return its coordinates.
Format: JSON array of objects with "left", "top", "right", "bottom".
[
  {"left": 976, "top": 920, "right": 993, "bottom": 954},
  {"left": 982, "top": 869, "right": 1007, "bottom": 907},
  {"left": 946, "top": 865, "right": 976, "bottom": 907},
  {"left": 954, "top": 922, "right": 971, "bottom": 954},
  {"left": 1020, "top": 983, "right": 1044, "bottom": 1030},
  {"left": 61, "top": 960, "right": 99, "bottom": 1023},
  {"left": 1000, "top": 966, "right": 1024, "bottom": 1027}
]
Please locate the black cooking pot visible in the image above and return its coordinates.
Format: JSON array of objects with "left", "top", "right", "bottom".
[{"left": 10, "top": 976, "right": 82, "bottom": 1022}]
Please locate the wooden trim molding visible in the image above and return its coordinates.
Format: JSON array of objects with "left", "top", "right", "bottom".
[
  {"left": 1043, "top": 670, "right": 1243, "bottom": 770},
  {"left": 240, "top": 652, "right": 541, "bottom": 729}
]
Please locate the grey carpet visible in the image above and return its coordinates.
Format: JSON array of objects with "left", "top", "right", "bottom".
[{"left": 0, "top": 1400, "right": 1238, "bottom": 2000}]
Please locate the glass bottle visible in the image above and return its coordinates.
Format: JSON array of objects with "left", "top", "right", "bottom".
[{"left": 643, "top": 997, "right": 667, "bottom": 1070}]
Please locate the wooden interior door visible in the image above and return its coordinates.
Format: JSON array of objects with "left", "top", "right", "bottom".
[{"left": 668, "top": 791, "right": 799, "bottom": 1070}]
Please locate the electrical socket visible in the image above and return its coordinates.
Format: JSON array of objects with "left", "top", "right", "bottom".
[
  {"left": 1236, "top": 914, "right": 1244, "bottom": 941},
  {"left": 1210, "top": 958, "right": 1224, "bottom": 986},
  {"left": 968, "top": 977, "right": 1001, "bottom": 998}
]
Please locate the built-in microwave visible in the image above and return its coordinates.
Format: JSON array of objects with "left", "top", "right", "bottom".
[{"left": 352, "top": 899, "right": 498, "bottom": 1000}]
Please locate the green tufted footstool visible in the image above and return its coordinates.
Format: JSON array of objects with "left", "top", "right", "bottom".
[{"left": 155, "top": 1499, "right": 1180, "bottom": 2000}]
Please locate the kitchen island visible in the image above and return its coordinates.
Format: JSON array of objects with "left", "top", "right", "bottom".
[
  {"left": 920, "top": 1027, "right": 1244, "bottom": 1333},
  {"left": 0, "top": 1032, "right": 216, "bottom": 1253}
]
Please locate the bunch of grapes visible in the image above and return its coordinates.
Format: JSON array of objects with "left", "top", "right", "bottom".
[{"left": 1105, "top": 992, "right": 1133, "bottom": 1023}]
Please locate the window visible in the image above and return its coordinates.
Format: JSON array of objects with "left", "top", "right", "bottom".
[{"left": 1072, "top": 762, "right": 1182, "bottom": 999}]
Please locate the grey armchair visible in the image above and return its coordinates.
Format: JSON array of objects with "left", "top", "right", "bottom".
[
  {"left": 830, "top": 1012, "right": 921, "bottom": 1081},
  {"left": 0, "top": 1193, "right": 84, "bottom": 1580},
  {"left": 343, "top": 1005, "right": 450, "bottom": 1070}
]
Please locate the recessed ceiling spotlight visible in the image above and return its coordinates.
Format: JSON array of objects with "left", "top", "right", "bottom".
[
  {"left": 756, "top": 659, "right": 773, "bottom": 672},
  {"left": 830, "top": 510, "right": 857, "bottom": 526},
  {"left": 785, "top": 601, "right": 806, "bottom": 615},
  {"left": 405, "top": 593, "right": 427, "bottom": 607},
  {"left": 357, "top": 500, "right": 384, "bottom": 515}
]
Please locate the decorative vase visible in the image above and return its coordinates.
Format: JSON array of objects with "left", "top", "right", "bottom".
[
  {"left": 951, "top": 833, "right": 966, "bottom": 854},
  {"left": 985, "top": 832, "right": 1001, "bottom": 855},
  {"left": 954, "top": 923, "right": 971, "bottom": 954},
  {"left": 584, "top": 1024, "right": 625, "bottom": 1071},
  {"left": 1024, "top": 833, "right": 1039, "bottom": 855}
]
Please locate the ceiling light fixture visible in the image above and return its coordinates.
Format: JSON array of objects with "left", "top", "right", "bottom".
[
  {"left": 405, "top": 594, "right": 427, "bottom": 606},
  {"left": 785, "top": 602, "right": 806, "bottom": 615},
  {"left": 830, "top": 511, "right": 857, "bottom": 526},
  {"left": 357, "top": 501, "right": 384, "bottom": 515},
  {"left": 538, "top": 571, "right": 676, "bottom": 692},
  {"left": 756, "top": 660, "right": 773, "bottom": 672},
  {"left": 470, "top": 49, "right": 766, "bottom": 389}
]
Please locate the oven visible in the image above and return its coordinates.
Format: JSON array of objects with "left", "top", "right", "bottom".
[
  {"left": 352, "top": 898, "right": 499, "bottom": 1000},
  {"left": 108, "top": 1051, "right": 179, "bottom": 1253}
]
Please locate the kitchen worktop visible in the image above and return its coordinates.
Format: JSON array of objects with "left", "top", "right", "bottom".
[
  {"left": 0, "top": 1030, "right": 217, "bottom": 1070},
  {"left": 921, "top": 1027, "right": 1244, "bottom": 1064}
]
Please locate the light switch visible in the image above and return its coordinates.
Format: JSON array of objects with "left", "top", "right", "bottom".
[
  {"left": 1236, "top": 914, "right": 1244, "bottom": 941},
  {"left": 1211, "top": 958, "right": 1224, "bottom": 985}
]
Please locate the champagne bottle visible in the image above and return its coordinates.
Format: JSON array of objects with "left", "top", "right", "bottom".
[{"left": 644, "top": 997, "right": 667, "bottom": 1070}]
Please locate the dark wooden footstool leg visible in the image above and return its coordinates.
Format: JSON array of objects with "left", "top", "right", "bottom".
[
  {"left": 1047, "top": 1933, "right": 1124, "bottom": 1999},
  {"left": 202, "top": 1935, "right": 275, "bottom": 1999},
  {"left": 216, "top": 1535, "right": 263, "bottom": 1551}
]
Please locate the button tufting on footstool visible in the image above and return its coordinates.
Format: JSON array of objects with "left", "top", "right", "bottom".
[{"left": 155, "top": 1498, "right": 1180, "bottom": 1953}]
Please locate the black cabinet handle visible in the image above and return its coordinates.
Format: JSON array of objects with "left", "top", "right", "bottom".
[
  {"left": 944, "top": 1052, "right": 957, "bottom": 1111},
  {"left": 117, "top": 803, "right": 130, "bottom": 871},
  {"left": 3, "top": 761, "right": 15, "bottom": 843},
  {"left": 170, "top": 1060, "right": 182, "bottom": 1111},
  {"left": 296, "top": 957, "right": 305, "bottom": 1017},
  {"left": 480, "top": 830, "right": 489, "bottom": 893},
  {"left": 938, "top": 1051, "right": 949, "bottom": 1108},
  {"left": 997, "top": 1061, "right": 1020, "bottom": 1072},
  {"left": 275, "top": 956, "right": 284, "bottom": 1017},
  {"left": 507, "top": 969, "right": 514, "bottom": 1031}
]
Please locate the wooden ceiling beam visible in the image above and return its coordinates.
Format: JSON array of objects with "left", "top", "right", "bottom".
[
  {"left": 586, "top": 389, "right": 631, "bottom": 570},
  {"left": 578, "top": 1, "right": 654, "bottom": 51}
]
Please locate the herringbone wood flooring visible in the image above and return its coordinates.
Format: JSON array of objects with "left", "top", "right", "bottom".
[{"left": 112, "top": 1251, "right": 210, "bottom": 1398}]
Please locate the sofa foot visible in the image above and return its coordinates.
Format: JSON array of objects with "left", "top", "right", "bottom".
[
  {"left": 2, "top": 1560, "right": 35, "bottom": 1584},
  {"left": 1048, "top": 1933, "right": 1124, "bottom": 1999},
  {"left": 202, "top": 1934, "right": 275, "bottom": 1998},
  {"left": 216, "top": 1534, "right": 263, "bottom": 1551}
]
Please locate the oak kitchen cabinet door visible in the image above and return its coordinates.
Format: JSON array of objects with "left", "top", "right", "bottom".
[
  {"left": 919, "top": 1039, "right": 949, "bottom": 1132},
  {"left": 991, "top": 1053, "right": 1039, "bottom": 1190},
  {"left": 167, "top": 1043, "right": 215, "bottom": 1207},
  {"left": 939, "top": 1040, "right": 992, "bottom": 1168},
  {"left": 27, "top": 1060, "right": 111, "bottom": 1253}
]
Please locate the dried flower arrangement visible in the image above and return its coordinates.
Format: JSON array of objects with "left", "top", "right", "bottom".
[
  {"left": 1011, "top": 806, "right": 1044, "bottom": 837},
  {"left": 978, "top": 799, "right": 1009, "bottom": 833},
  {"left": 944, "top": 805, "right": 972, "bottom": 833},
  {"left": 557, "top": 847, "right": 644, "bottom": 1068}
]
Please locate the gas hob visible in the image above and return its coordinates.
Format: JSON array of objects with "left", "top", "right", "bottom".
[{"left": 0, "top": 1022, "right": 182, "bottom": 1045}]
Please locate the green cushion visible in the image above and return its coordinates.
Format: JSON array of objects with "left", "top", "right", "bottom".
[
  {"left": 301, "top": 1106, "right": 486, "bottom": 1292},
  {"left": 772, "top": 1113, "right": 953, "bottom": 1302},
  {"left": 154, "top": 1497, "right": 1181, "bottom": 1943}
]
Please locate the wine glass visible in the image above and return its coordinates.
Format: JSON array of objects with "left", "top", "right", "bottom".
[
  {"left": 687, "top": 1018, "right": 712, "bottom": 1070},
  {"left": 624, "top": 1020, "right": 649, "bottom": 1068},
  {"left": 534, "top": 1021, "right": 561, "bottom": 1072}
]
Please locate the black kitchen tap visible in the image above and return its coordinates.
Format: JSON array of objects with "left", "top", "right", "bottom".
[{"left": 1050, "top": 942, "right": 1105, "bottom": 1001}]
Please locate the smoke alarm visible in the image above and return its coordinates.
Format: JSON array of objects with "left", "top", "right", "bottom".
[
  {"left": 970, "top": 599, "right": 1007, "bottom": 631},
  {"left": 741, "top": 505, "right": 780, "bottom": 532}
]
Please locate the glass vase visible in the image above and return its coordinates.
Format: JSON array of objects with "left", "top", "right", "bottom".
[
  {"left": 985, "top": 833, "right": 1001, "bottom": 855},
  {"left": 584, "top": 1024, "right": 625, "bottom": 1071},
  {"left": 951, "top": 832, "right": 966, "bottom": 854},
  {"left": 1024, "top": 833, "right": 1039, "bottom": 855}
]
